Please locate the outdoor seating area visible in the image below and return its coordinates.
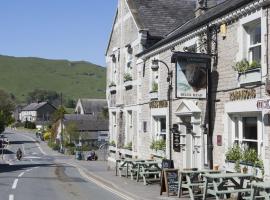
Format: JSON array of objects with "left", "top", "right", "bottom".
[
  {"left": 115, "top": 159, "right": 162, "bottom": 185},
  {"left": 114, "top": 159, "right": 270, "bottom": 199}
]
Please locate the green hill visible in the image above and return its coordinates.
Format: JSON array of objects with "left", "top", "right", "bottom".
[{"left": 0, "top": 55, "right": 106, "bottom": 103}]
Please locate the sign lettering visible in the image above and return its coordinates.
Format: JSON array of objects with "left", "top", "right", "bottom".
[
  {"left": 229, "top": 89, "right": 256, "bottom": 101},
  {"left": 149, "top": 100, "right": 168, "bottom": 109}
]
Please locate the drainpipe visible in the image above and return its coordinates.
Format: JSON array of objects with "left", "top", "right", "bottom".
[{"left": 206, "top": 25, "right": 214, "bottom": 169}]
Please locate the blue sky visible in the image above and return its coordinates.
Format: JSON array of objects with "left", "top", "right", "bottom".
[{"left": 0, "top": 0, "right": 117, "bottom": 66}]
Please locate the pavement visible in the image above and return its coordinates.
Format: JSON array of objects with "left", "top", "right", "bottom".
[{"left": 2, "top": 128, "right": 191, "bottom": 200}]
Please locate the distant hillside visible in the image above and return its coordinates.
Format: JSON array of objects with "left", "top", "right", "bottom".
[{"left": 0, "top": 55, "right": 106, "bottom": 103}]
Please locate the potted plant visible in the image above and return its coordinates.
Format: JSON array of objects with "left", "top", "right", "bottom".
[
  {"left": 150, "top": 139, "right": 166, "bottom": 157},
  {"left": 232, "top": 59, "right": 261, "bottom": 84},
  {"left": 149, "top": 82, "right": 158, "bottom": 99},
  {"left": 123, "top": 73, "right": 133, "bottom": 89}
]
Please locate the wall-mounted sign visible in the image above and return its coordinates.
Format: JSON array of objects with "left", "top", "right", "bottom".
[
  {"left": 172, "top": 52, "right": 210, "bottom": 99},
  {"left": 257, "top": 99, "right": 270, "bottom": 110},
  {"left": 217, "top": 135, "right": 222, "bottom": 146},
  {"left": 229, "top": 89, "right": 256, "bottom": 101},
  {"left": 149, "top": 100, "right": 168, "bottom": 109}
]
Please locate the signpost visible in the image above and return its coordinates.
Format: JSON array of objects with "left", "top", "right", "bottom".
[{"left": 160, "top": 169, "right": 179, "bottom": 196}]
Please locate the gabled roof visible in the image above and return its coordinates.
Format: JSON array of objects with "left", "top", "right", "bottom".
[
  {"left": 63, "top": 114, "right": 108, "bottom": 131},
  {"left": 78, "top": 99, "right": 107, "bottom": 114},
  {"left": 137, "top": 0, "right": 256, "bottom": 57},
  {"left": 127, "top": 0, "right": 196, "bottom": 37},
  {"left": 22, "top": 102, "right": 55, "bottom": 111}
]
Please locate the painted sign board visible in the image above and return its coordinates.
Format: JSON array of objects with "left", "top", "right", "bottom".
[{"left": 175, "top": 54, "right": 209, "bottom": 99}]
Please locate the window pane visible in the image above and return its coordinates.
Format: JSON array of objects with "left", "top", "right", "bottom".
[
  {"left": 250, "top": 25, "right": 261, "bottom": 45},
  {"left": 160, "top": 117, "right": 166, "bottom": 133},
  {"left": 242, "top": 141, "right": 257, "bottom": 152},
  {"left": 242, "top": 117, "right": 257, "bottom": 140},
  {"left": 249, "top": 45, "right": 261, "bottom": 63}
]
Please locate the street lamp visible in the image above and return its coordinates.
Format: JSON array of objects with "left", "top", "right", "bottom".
[{"left": 151, "top": 59, "right": 173, "bottom": 161}]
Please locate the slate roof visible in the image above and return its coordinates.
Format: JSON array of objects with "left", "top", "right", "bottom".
[
  {"left": 137, "top": 0, "right": 255, "bottom": 57},
  {"left": 127, "top": 0, "right": 197, "bottom": 37},
  {"left": 63, "top": 114, "right": 108, "bottom": 131},
  {"left": 22, "top": 102, "right": 55, "bottom": 111},
  {"left": 78, "top": 99, "right": 107, "bottom": 114}
]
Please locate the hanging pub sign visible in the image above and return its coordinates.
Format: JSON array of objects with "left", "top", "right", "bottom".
[{"left": 171, "top": 52, "right": 211, "bottom": 99}]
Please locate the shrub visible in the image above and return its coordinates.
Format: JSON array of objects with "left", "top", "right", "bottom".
[
  {"left": 150, "top": 139, "right": 166, "bottom": 151},
  {"left": 233, "top": 59, "right": 261, "bottom": 73},
  {"left": 48, "top": 141, "right": 60, "bottom": 151},
  {"left": 124, "top": 142, "right": 132, "bottom": 150},
  {"left": 225, "top": 144, "right": 242, "bottom": 161},
  {"left": 24, "top": 121, "right": 36, "bottom": 129},
  {"left": 151, "top": 82, "right": 158, "bottom": 92},
  {"left": 43, "top": 132, "right": 52, "bottom": 141},
  {"left": 123, "top": 73, "right": 132, "bottom": 82},
  {"left": 109, "top": 140, "right": 116, "bottom": 147}
]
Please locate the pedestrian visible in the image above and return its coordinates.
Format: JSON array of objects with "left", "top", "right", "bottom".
[{"left": 16, "top": 148, "right": 22, "bottom": 160}]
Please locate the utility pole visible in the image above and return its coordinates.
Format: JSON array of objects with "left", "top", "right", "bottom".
[{"left": 60, "top": 92, "right": 64, "bottom": 153}]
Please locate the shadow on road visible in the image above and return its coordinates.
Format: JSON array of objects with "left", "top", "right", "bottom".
[
  {"left": 0, "top": 163, "right": 53, "bottom": 173},
  {"left": 9, "top": 140, "right": 38, "bottom": 145}
]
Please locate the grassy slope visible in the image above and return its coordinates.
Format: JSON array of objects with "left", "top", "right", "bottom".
[{"left": 0, "top": 55, "right": 106, "bottom": 102}]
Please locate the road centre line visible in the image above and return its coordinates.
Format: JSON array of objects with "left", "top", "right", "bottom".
[
  {"left": 12, "top": 179, "right": 18, "bottom": 189},
  {"left": 18, "top": 172, "right": 24, "bottom": 177},
  {"left": 9, "top": 194, "right": 14, "bottom": 200},
  {"left": 18, "top": 133, "right": 47, "bottom": 156}
]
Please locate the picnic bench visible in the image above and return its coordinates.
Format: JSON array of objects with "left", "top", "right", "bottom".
[
  {"left": 178, "top": 169, "right": 221, "bottom": 200},
  {"left": 136, "top": 161, "right": 161, "bottom": 185},
  {"left": 247, "top": 181, "right": 270, "bottom": 200},
  {"left": 202, "top": 172, "right": 254, "bottom": 200}
]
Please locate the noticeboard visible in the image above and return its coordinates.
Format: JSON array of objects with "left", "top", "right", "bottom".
[{"left": 160, "top": 169, "right": 179, "bottom": 196}]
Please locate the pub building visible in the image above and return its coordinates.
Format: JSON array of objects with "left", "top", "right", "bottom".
[{"left": 106, "top": 0, "right": 270, "bottom": 179}]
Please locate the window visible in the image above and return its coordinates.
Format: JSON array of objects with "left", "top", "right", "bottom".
[
  {"left": 231, "top": 114, "right": 261, "bottom": 153},
  {"left": 243, "top": 19, "right": 261, "bottom": 64},
  {"left": 150, "top": 60, "right": 159, "bottom": 93},
  {"left": 153, "top": 116, "right": 166, "bottom": 140},
  {"left": 125, "top": 45, "right": 133, "bottom": 74},
  {"left": 127, "top": 111, "right": 132, "bottom": 128},
  {"left": 111, "top": 55, "right": 117, "bottom": 83}
]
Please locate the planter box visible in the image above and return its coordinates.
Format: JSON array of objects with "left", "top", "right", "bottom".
[
  {"left": 238, "top": 68, "right": 261, "bottom": 85},
  {"left": 225, "top": 161, "right": 263, "bottom": 178},
  {"left": 109, "top": 146, "right": 116, "bottom": 152},
  {"left": 149, "top": 91, "right": 158, "bottom": 100},
  {"left": 123, "top": 81, "right": 132, "bottom": 89},
  {"left": 109, "top": 85, "right": 116, "bottom": 93},
  {"left": 150, "top": 149, "right": 166, "bottom": 158}
]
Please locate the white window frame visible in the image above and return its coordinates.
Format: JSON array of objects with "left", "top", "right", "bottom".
[
  {"left": 125, "top": 45, "right": 133, "bottom": 74},
  {"left": 230, "top": 113, "right": 262, "bottom": 155},
  {"left": 238, "top": 10, "right": 267, "bottom": 76},
  {"left": 125, "top": 110, "right": 133, "bottom": 144}
]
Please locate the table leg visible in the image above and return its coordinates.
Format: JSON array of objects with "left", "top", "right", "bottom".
[
  {"left": 202, "top": 178, "right": 208, "bottom": 200},
  {"left": 136, "top": 164, "right": 140, "bottom": 182},
  {"left": 237, "top": 177, "right": 244, "bottom": 200},
  {"left": 126, "top": 163, "right": 129, "bottom": 178},
  {"left": 250, "top": 186, "right": 256, "bottom": 200},
  {"left": 116, "top": 161, "right": 118, "bottom": 176},
  {"left": 178, "top": 174, "right": 183, "bottom": 198}
]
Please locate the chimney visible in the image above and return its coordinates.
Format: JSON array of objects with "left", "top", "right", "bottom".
[{"left": 195, "top": 0, "right": 219, "bottom": 17}]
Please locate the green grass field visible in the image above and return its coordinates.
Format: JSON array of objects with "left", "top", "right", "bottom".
[{"left": 0, "top": 55, "right": 106, "bottom": 103}]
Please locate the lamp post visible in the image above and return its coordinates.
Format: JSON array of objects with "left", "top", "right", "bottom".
[{"left": 151, "top": 59, "right": 173, "bottom": 160}]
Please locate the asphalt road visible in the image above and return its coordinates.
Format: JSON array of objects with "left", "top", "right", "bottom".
[{"left": 0, "top": 130, "right": 124, "bottom": 200}]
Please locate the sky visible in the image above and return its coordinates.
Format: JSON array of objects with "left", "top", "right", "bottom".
[{"left": 0, "top": 0, "right": 117, "bottom": 66}]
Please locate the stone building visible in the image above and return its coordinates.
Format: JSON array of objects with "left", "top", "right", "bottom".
[{"left": 106, "top": 0, "right": 270, "bottom": 178}]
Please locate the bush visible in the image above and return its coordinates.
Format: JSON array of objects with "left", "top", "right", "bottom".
[
  {"left": 150, "top": 139, "right": 166, "bottom": 151},
  {"left": 43, "top": 132, "right": 52, "bottom": 141},
  {"left": 109, "top": 140, "right": 116, "bottom": 147},
  {"left": 48, "top": 141, "right": 60, "bottom": 151},
  {"left": 225, "top": 144, "right": 242, "bottom": 161},
  {"left": 24, "top": 121, "right": 36, "bottom": 129},
  {"left": 124, "top": 142, "right": 132, "bottom": 150}
]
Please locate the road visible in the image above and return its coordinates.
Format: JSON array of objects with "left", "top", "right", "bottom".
[{"left": 0, "top": 129, "right": 125, "bottom": 200}]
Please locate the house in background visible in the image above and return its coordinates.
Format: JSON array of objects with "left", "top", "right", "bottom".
[
  {"left": 75, "top": 98, "right": 107, "bottom": 115},
  {"left": 19, "top": 102, "right": 56, "bottom": 123},
  {"left": 56, "top": 114, "right": 109, "bottom": 148}
]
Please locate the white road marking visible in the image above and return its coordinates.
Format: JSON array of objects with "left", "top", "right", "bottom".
[
  {"left": 12, "top": 179, "right": 18, "bottom": 189},
  {"left": 18, "top": 133, "right": 47, "bottom": 155},
  {"left": 24, "top": 156, "right": 41, "bottom": 159},
  {"left": 9, "top": 194, "right": 14, "bottom": 200},
  {"left": 26, "top": 168, "right": 33, "bottom": 172},
  {"left": 18, "top": 172, "right": 24, "bottom": 177},
  {"left": 68, "top": 163, "right": 134, "bottom": 200}
]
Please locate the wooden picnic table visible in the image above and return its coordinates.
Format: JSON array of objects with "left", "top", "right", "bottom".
[
  {"left": 178, "top": 169, "right": 221, "bottom": 200},
  {"left": 117, "top": 159, "right": 144, "bottom": 178},
  {"left": 202, "top": 172, "right": 254, "bottom": 200},
  {"left": 136, "top": 160, "right": 162, "bottom": 185},
  {"left": 250, "top": 181, "right": 270, "bottom": 200}
]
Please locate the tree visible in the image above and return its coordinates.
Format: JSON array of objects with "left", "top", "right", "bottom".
[
  {"left": 26, "top": 89, "right": 60, "bottom": 105},
  {"left": 52, "top": 106, "right": 67, "bottom": 122},
  {"left": 65, "top": 122, "right": 79, "bottom": 144},
  {"left": 0, "top": 89, "right": 15, "bottom": 133}
]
